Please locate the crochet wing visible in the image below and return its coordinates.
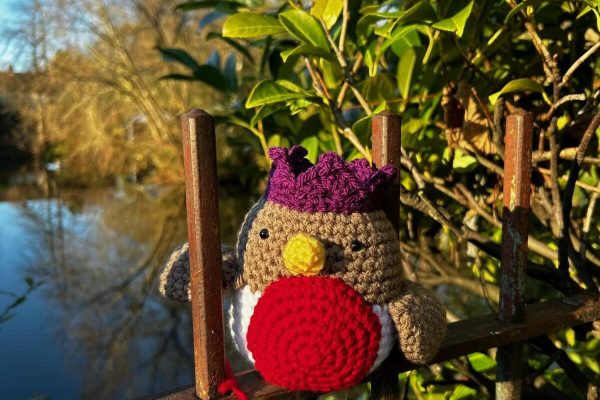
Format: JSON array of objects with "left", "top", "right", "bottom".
[
  {"left": 388, "top": 281, "right": 447, "bottom": 364},
  {"left": 158, "top": 243, "right": 243, "bottom": 303}
]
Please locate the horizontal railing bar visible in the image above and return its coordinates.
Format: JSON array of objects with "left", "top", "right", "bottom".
[{"left": 155, "top": 294, "right": 600, "bottom": 400}]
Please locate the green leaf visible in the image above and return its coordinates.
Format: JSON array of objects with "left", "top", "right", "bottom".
[
  {"left": 280, "top": 44, "right": 333, "bottom": 62},
  {"left": 374, "top": 19, "right": 399, "bottom": 38},
  {"left": 288, "top": 99, "right": 313, "bottom": 114},
  {"left": 390, "top": 30, "right": 421, "bottom": 57},
  {"left": 578, "top": 4, "right": 600, "bottom": 31},
  {"left": 467, "top": 352, "right": 496, "bottom": 372},
  {"left": 250, "top": 104, "right": 286, "bottom": 127},
  {"left": 431, "top": 1, "right": 474, "bottom": 37},
  {"left": 267, "top": 133, "right": 291, "bottom": 148},
  {"left": 397, "top": 47, "right": 417, "bottom": 99},
  {"left": 453, "top": 149, "right": 477, "bottom": 172},
  {"left": 352, "top": 102, "right": 388, "bottom": 136},
  {"left": 223, "top": 13, "right": 286, "bottom": 38},
  {"left": 279, "top": 9, "right": 329, "bottom": 50},
  {"left": 362, "top": 74, "right": 395, "bottom": 103},
  {"left": 310, "top": 0, "right": 343, "bottom": 30},
  {"left": 245, "top": 80, "right": 308, "bottom": 108},
  {"left": 364, "top": 43, "right": 376, "bottom": 75},
  {"left": 358, "top": 4, "right": 380, "bottom": 15},
  {"left": 379, "top": 24, "right": 422, "bottom": 55},
  {"left": 565, "top": 328, "right": 576, "bottom": 347},
  {"left": 370, "top": 1, "right": 435, "bottom": 22},
  {"left": 452, "top": 384, "right": 477, "bottom": 400},
  {"left": 206, "top": 32, "right": 254, "bottom": 63},
  {"left": 175, "top": 0, "right": 242, "bottom": 12},
  {"left": 319, "top": 58, "right": 341, "bottom": 88},
  {"left": 356, "top": 15, "right": 379, "bottom": 45},
  {"left": 300, "top": 135, "right": 319, "bottom": 163},
  {"left": 159, "top": 47, "right": 202, "bottom": 72},
  {"left": 399, "top": 1, "right": 436, "bottom": 23},
  {"left": 275, "top": 79, "right": 310, "bottom": 94},
  {"left": 488, "top": 78, "right": 548, "bottom": 105}
]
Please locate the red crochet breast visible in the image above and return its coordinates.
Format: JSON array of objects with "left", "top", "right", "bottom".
[{"left": 246, "top": 276, "right": 381, "bottom": 392}]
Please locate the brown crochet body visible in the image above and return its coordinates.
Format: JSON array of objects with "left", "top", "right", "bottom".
[{"left": 242, "top": 202, "right": 404, "bottom": 305}]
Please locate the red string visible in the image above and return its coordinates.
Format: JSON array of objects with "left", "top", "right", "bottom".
[{"left": 217, "top": 361, "right": 248, "bottom": 400}]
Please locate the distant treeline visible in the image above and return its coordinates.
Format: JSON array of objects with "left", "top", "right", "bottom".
[{"left": 0, "top": 0, "right": 260, "bottom": 187}]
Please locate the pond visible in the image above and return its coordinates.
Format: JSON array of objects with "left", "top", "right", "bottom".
[
  {"left": 0, "top": 170, "right": 257, "bottom": 400},
  {"left": 0, "top": 169, "right": 491, "bottom": 400}
]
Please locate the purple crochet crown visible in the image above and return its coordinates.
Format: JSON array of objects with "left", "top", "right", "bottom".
[{"left": 265, "top": 146, "right": 397, "bottom": 214}]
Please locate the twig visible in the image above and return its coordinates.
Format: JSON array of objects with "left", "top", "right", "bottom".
[
  {"left": 340, "top": 126, "right": 371, "bottom": 160},
  {"left": 559, "top": 107, "right": 600, "bottom": 282},
  {"left": 508, "top": 0, "right": 561, "bottom": 101},
  {"left": 338, "top": 0, "right": 348, "bottom": 53},
  {"left": 493, "top": 97, "right": 505, "bottom": 158},
  {"left": 350, "top": 84, "right": 373, "bottom": 115},
  {"left": 547, "top": 118, "right": 564, "bottom": 245},
  {"left": 399, "top": 155, "right": 583, "bottom": 294},
  {"left": 329, "top": 122, "right": 343, "bottom": 155},
  {"left": 581, "top": 181, "right": 600, "bottom": 264},
  {"left": 303, "top": 56, "right": 370, "bottom": 159},
  {"left": 524, "top": 20, "right": 560, "bottom": 87},
  {"left": 303, "top": 57, "right": 332, "bottom": 100},
  {"left": 336, "top": 53, "right": 364, "bottom": 105},
  {"left": 457, "top": 145, "right": 504, "bottom": 176},
  {"left": 470, "top": 86, "right": 495, "bottom": 134},
  {"left": 525, "top": 349, "right": 561, "bottom": 386},
  {"left": 256, "top": 120, "right": 270, "bottom": 161},
  {"left": 456, "top": 183, "right": 501, "bottom": 227},
  {"left": 455, "top": 182, "right": 559, "bottom": 262},
  {"left": 420, "top": 275, "right": 499, "bottom": 303},
  {"left": 400, "top": 149, "right": 425, "bottom": 190},
  {"left": 533, "top": 147, "right": 600, "bottom": 165},
  {"left": 318, "top": 18, "right": 347, "bottom": 68},
  {"left": 538, "top": 167, "right": 600, "bottom": 194},
  {"left": 560, "top": 41, "right": 600, "bottom": 89},
  {"left": 541, "top": 94, "right": 587, "bottom": 121},
  {"left": 530, "top": 336, "right": 600, "bottom": 390}
]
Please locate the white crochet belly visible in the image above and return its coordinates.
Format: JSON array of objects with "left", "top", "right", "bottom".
[{"left": 228, "top": 285, "right": 396, "bottom": 373}]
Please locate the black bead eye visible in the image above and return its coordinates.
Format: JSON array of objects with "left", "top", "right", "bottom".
[
  {"left": 350, "top": 240, "right": 364, "bottom": 252},
  {"left": 259, "top": 228, "right": 269, "bottom": 239}
]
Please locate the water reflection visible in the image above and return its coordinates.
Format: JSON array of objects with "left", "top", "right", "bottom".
[{"left": 0, "top": 171, "right": 256, "bottom": 400}]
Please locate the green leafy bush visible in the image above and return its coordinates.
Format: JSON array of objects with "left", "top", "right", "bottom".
[{"left": 162, "top": 0, "right": 600, "bottom": 398}]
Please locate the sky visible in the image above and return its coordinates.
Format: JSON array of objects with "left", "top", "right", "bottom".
[{"left": 0, "top": 1, "right": 18, "bottom": 70}]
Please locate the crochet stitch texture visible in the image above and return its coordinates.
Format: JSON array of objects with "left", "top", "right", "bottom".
[
  {"left": 266, "top": 146, "right": 397, "bottom": 214},
  {"left": 159, "top": 145, "right": 447, "bottom": 394},
  {"left": 247, "top": 276, "right": 381, "bottom": 392}
]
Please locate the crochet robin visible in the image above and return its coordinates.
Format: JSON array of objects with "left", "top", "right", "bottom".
[{"left": 160, "top": 145, "right": 446, "bottom": 393}]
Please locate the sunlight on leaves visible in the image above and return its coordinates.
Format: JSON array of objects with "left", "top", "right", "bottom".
[
  {"left": 431, "top": 1, "right": 474, "bottom": 37},
  {"left": 223, "top": 13, "right": 286, "bottom": 38}
]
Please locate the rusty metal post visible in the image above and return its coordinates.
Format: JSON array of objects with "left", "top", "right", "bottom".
[
  {"left": 181, "top": 109, "right": 226, "bottom": 399},
  {"left": 371, "top": 111, "right": 401, "bottom": 399},
  {"left": 372, "top": 111, "right": 401, "bottom": 231},
  {"left": 496, "top": 112, "right": 533, "bottom": 400}
]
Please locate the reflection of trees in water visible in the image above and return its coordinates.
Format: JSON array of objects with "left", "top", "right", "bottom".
[{"left": 18, "top": 180, "right": 257, "bottom": 399}]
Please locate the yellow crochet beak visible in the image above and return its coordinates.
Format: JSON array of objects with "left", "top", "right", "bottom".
[{"left": 283, "top": 233, "right": 325, "bottom": 276}]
